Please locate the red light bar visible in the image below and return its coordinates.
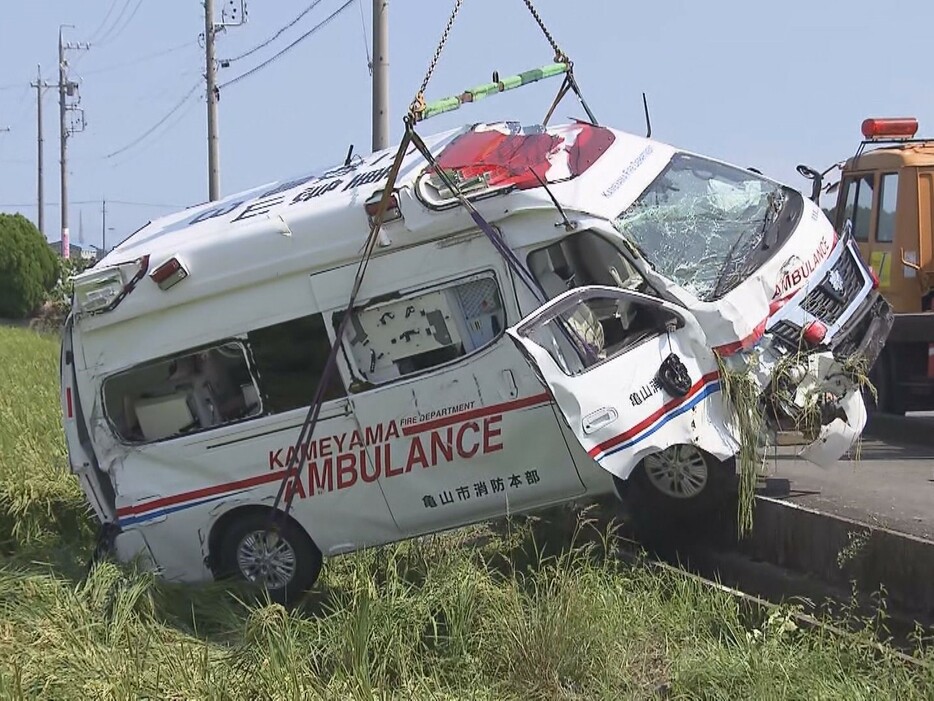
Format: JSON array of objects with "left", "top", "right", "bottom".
[
  {"left": 861, "top": 117, "right": 918, "bottom": 141},
  {"left": 150, "top": 257, "right": 188, "bottom": 291}
]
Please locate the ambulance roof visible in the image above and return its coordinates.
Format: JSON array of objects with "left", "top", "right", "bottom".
[{"left": 77, "top": 120, "right": 675, "bottom": 326}]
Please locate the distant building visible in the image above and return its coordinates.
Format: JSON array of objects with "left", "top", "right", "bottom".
[{"left": 48, "top": 240, "right": 101, "bottom": 262}]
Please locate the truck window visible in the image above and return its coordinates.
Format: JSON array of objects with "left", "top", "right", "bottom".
[
  {"left": 840, "top": 174, "right": 875, "bottom": 242},
  {"left": 876, "top": 173, "right": 898, "bottom": 244},
  {"left": 103, "top": 343, "right": 261, "bottom": 444},
  {"left": 340, "top": 273, "right": 505, "bottom": 387},
  {"left": 247, "top": 314, "right": 345, "bottom": 413}
]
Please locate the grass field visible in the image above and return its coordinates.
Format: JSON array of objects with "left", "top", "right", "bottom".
[{"left": 0, "top": 325, "right": 932, "bottom": 700}]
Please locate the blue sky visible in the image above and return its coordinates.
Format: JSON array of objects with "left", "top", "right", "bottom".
[{"left": 1, "top": 0, "right": 932, "bottom": 250}]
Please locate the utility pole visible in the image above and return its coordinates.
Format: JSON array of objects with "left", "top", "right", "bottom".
[
  {"left": 205, "top": 0, "right": 221, "bottom": 201},
  {"left": 372, "top": 0, "right": 389, "bottom": 151},
  {"left": 101, "top": 198, "right": 107, "bottom": 253},
  {"left": 31, "top": 65, "right": 52, "bottom": 238},
  {"left": 58, "top": 26, "right": 89, "bottom": 259}
]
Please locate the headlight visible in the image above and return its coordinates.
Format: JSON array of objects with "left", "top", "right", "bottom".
[{"left": 74, "top": 269, "right": 126, "bottom": 313}]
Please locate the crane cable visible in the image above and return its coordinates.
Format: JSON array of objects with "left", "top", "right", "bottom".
[
  {"left": 269, "top": 0, "right": 588, "bottom": 529},
  {"left": 408, "top": 0, "right": 595, "bottom": 125}
]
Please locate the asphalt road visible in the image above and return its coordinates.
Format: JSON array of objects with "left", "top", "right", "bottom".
[{"left": 761, "top": 424, "right": 934, "bottom": 541}]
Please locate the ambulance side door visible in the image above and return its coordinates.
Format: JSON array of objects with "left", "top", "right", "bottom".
[
  {"left": 310, "top": 236, "right": 587, "bottom": 535},
  {"left": 506, "top": 285, "right": 738, "bottom": 482}
]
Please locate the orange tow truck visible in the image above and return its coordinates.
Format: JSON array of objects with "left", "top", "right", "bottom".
[{"left": 798, "top": 117, "right": 934, "bottom": 414}]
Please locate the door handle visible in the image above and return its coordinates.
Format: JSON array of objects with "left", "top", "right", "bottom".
[
  {"left": 582, "top": 407, "right": 618, "bottom": 434},
  {"left": 501, "top": 370, "right": 518, "bottom": 398}
]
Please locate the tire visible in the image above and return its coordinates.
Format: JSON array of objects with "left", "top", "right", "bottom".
[
  {"left": 216, "top": 511, "right": 322, "bottom": 606},
  {"left": 626, "top": 445, "right": 735, "bottom": 524},
  {"left": 866, "top": 352, "right": 904, "bottom": 416}
]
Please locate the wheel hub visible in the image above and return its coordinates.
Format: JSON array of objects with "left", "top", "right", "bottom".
[
  {"left": 236, "top": 530, "right": 297, "bottom": 590},
  {"left": 643, "top": 445, "right": 708, "bottom": 499}
]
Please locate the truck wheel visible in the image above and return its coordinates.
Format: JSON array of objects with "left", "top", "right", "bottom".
[
  {"left": 867, "top": 352, "right": 904, "bottom": 416},
  {"left": 216, "top": 511, "right": 322, "bottom": 606},
  {"left": 627, "top": 445, "right": 735, "bottom": 521}
]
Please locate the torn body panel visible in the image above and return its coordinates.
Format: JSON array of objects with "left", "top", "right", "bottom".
[
  {"left": 506, "top": 286, "right": 737, "bottom": 483},
  {"left": 508, "top": 173, "right": 892, "bottom": 488}
]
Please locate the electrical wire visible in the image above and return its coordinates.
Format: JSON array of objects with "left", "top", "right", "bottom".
[
  {"left": 77, "top": 40, "right": 198, "bottom": 77},
  {"left": 96, "top": 0, "right": 145, "bottom": 46},
  {"left": 108, "top": 92, "right": 201, "bottom": 169},
  {"left": 94, "top": 0, "right": 133, "bottom": 44},
  {"left": 227, "top": 0, "right": 328, "bottom": 63},
  {"left": 104, "top": 80, "right": 201, "bottom": 159},
  {"left": 106, "top": 199, "right": 183, "bottom": 208},
  {"left": 219, "top": 0, "right": 355, "bottom": 90},
  {"left": 0, "top": 200, "right": 182, "bottom": 209},
  {"left": 88, "top": 0, "right": 122, "bottom": 44},
  {"left": 357, "top": 0, "right": 372, "bottom": 76}
]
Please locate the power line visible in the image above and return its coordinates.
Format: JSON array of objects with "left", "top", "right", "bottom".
[
  {"left": 95, "top": 0, "right": 133, "bottom": 44},
  {"left": 88, "top": 0, "right": 122, "bottom": 43},
  {"left": 96, "top": 0, "right": 144, "bottom": 46},
  {"left": 108, "top": 93, "right": 200, "bottom": 169},
  {"left": 104, "top": 80, "right": 201, "bottom": 159},
  {"left": 77, "top": 40, "right": 198, "bottom": 77},
  {"left": 357, "top": 0, "right": 372, "bottom": 76},
  {"left": 0, "top": 199, "right": 182, "bottom": 209},
  {"left": 107, "top": 199, "right": 183, "bottom": 208},
  {"left": 219, "top": 0, "right": 355, "bottom": 90},
  {"left": 228, "top": 0, "right": 328, "bottom": 63},
  {"left": 109, "top": 0, "right": 146, "bottom": 43}
]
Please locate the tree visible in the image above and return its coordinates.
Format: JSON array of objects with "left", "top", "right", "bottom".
[{"left": 0, "top": 213, "right": 61, "bottom": 319}]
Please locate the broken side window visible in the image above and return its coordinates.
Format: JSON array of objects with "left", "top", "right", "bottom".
[
  {"left": 524, "top": 291, "right": 680, "bottom": 377},
  {"left": 341, "top": 273, "right": 505, "bottom": 387},
  {"left": 527, "top": 230, "right": 659, "bottom": 349},
  {"left": 103, "top": 342, "right": 261, "bottom": 444},
  {"left": 247, "top": 314, "right": 346, "bottom": 414},
  {"left": 527, "top": 230, "right": 652, "bottom": 300}
]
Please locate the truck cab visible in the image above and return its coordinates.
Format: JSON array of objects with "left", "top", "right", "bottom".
[{"left": 804, "top": 117, "right": 934, "bottom": 413}]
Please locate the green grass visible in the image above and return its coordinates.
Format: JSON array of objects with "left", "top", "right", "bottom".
[{"left": 0, "top": 325, "right": 932, "bottom": 700}]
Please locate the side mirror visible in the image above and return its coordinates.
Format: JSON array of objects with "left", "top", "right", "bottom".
[{"left": 796, "top": 164, "right": 823, "bottom": 204}]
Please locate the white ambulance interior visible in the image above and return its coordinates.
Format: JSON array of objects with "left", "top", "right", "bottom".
[
  {"left": 104, "top": 343, "right": 261, "bottom": 443},
  {"left": 341, "top": 273, "right": 506, "bottom": 385}
]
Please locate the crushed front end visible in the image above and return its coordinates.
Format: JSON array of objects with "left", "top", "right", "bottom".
[
  {"left": 727, "top": 233, "right": 894, "bottom": 465},
  {"left": 610, "top": 149, "right": 893, "bottom": 467}
]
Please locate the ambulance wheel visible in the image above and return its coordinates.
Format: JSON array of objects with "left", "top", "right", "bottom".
[
  {"left": 628, "top": 445, "right": 735, "bottom": 522},
  {"left": 216, "top": 511, "right": 322, "bottom": 606}
]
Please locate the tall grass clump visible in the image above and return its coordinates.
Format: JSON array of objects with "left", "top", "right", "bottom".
[
  {"left": 0, "top": 327, "right": 91, "bottom": 552},
  {"left": 0, "top": 326, "right": 930, "bottom": 699}
]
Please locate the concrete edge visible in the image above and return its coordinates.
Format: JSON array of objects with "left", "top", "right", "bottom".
[{"left": 742, "top": 495, "right": 934, "bottom": 619}]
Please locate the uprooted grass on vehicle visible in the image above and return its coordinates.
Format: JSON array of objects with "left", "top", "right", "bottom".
[{"left": 1, "top": 326, "right": 931, "bottom": 700}]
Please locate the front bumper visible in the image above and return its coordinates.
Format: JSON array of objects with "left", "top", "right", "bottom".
[{"left": 829, "top": 291, "right": 894, "bottom": 370}]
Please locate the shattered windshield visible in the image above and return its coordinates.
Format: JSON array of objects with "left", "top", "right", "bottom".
[{"left": 613, "top": 153, "right": 799, "bottom": 302}]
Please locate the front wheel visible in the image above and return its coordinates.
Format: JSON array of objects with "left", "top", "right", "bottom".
[
  {"left": 626, "top": 445, "right": 736, "bottom": 523},
  {"left": 216, "top": 511, "right": 322, "bottom": 606}
]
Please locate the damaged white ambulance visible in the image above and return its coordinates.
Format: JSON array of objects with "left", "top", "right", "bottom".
[{"left": 61, "top": 119, "right": 892, "bottom": 601}]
